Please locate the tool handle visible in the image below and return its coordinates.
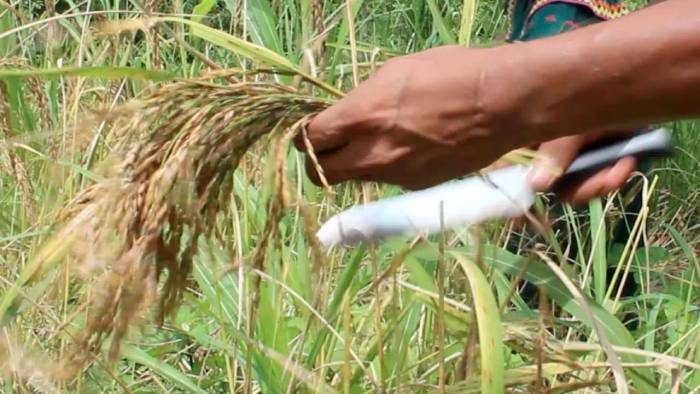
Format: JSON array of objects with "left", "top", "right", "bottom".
[{"left": 553, "top": 128, "right": 673, "bottom": 191}]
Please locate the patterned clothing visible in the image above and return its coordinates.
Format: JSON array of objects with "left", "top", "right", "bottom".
[
  {"left": 504, "top": 0, "right": 651, "bottom": 159},
  {"left": 503, "top": 1, "right": 646, "bottom": 320},
  {"left": 506, "top": 0, "right": 629, "bottom": 41}
]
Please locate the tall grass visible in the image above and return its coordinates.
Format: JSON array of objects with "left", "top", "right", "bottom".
[{"left": 0, "top": 1, "right": 698, "bottom": 393}]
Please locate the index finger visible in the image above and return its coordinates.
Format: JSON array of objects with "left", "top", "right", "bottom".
[{"left": 293, "top": 103, "right": 350, "bottom": 154}]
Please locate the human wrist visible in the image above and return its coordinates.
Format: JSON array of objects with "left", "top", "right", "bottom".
[
  {"left": 502, "top": 0, "right": 700, "bottom": 142},
  {"left": 471, "top": 43, "right": 554, "bottom": 148},
  {"left": 498, "top": 35, "right": 614, "bottom": 143}
]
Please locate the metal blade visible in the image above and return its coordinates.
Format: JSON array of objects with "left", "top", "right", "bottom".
[{"left": 317, "top": 165, "right": 536, "bottom": 249}]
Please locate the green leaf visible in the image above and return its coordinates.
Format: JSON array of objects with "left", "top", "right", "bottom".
[
  {"left": 299, "top": 0, "right": 312, "bottom": 44},
  {"left": 449, "top": 362, "right": 591, "bottom": 393},
  {"left": 121, "top": 346, "right": 207, "bottom": 394},
  {"left": 0, "top": 229, "right": 48, "bottom": 245},
  {"left": 157, "top": 16, "right": 295, "bottom": 71},
  {"left": 328, "top": 0, "right": 365, "bottom": 83},
  {"left": 634, "top": 246, "right": 669, "bottom": 265},
  {"left": 458, "top": 0, "right": 478, "bottom": 46},
  {"left": 691, "top": 334, "right": 700, "bottom": 390},
  {"left": 452, "top": 253, "right": 504, "bottom": 394},
  {"left": 0, "top": 67, "right": 173, "bottom": 81},
  {"left": 0, "top": 8, "right": 16, "bottom": 55},
  {"left": 192, "top": 239, "right": 282, "bottom": 392},
  {"left": 3, "top": 79, "right": 34, "bottom": 132},
  {"left": 450, "top": 245, "right": 659, "bottom": 393},
  {"left": 405, "top": 251, "right": 437, "bottom": 293},
  {"left": 13, "top": 143, "right": 104, "bottom": 182},
  {"left": 246, "top": 0, "right": 284, "bottom": 56},
  {"left": 256, "top": 251, "right": 291, "bottom": 386},
  {"left": 192, "top": 0, "right": 217, "bottom": 23},
  {"left": 589, "top": 198, "right": 607, "bottom": 303},
  {"left": 388, "top": 302, "right": 422, "bottom": 388},
  {"left": 663, "top": 223, "right": 700, "bottom": 276},
  {"left": 306, "top": 247, "right": 365, "bottom": 366},
  {"left": 426, "top": 0, "right": 456, "bottom": 45}
]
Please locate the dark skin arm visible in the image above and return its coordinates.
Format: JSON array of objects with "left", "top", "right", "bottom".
[{"left": 297, "top": 0, "right": 700, "bottom": 203}]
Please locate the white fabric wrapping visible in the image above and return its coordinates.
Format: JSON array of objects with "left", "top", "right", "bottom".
[{"left": 317, "top": 165, "right": 535, "bottom": 248}]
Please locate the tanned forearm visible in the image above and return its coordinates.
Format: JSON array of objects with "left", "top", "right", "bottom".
[
  {"left": 509, "top": 0, "right": 700, "bottom": 143},
  {"left": 299, "top": 0, "right": 699, "bottom": 190}
]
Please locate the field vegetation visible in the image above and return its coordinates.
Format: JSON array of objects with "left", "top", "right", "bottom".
[{"left": 0, "top": 0, "right": 698, "bottom": 393}]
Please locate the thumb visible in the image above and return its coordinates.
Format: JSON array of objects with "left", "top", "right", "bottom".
[{"left": 528, "top": 135, "right": 587, "bottom": 191}]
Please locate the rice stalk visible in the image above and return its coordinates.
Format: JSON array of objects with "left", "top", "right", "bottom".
[
  {"left": 312, "top": 0, "right": 325, "bottom": 35},
  {"left": 0, "top": 73, "right": 36, "bottom": 221},
  {"left": 49, "top": 69, "right": 331, "bottom": 371},
  {"left": 21, "top": 61, "right": 532, "bottom": 377}
]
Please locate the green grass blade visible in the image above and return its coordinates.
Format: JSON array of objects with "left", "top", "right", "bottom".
[
  {"left": 589, "top": 198, "right": 608, "bottom": 303},
  {"left": 192, "top": 0, "right": 217, "bottom": 23},
  {"left": 663, "top": 223, "right": 700, "bottom": 276},
  {"left": 306, "top": 247, "right": 364, "bottom": 366},
  {"left": 0, "top": 6, "right": 16, "bottom": 55},
  {"left": 451, "top": 244, "right": 659, "bottom": 393},
  {"left": 0, "top": 237, "right": 71, "bottom": 323},
  {"left": 426, "top": 0, "right": 456, "bottom": 45},
  {"left": 157, "top": 16, "right": 295, "bottom": 71},
  {"left": 458, "top": 0, "right": 478, "bottom": 46},
  {"left": 4, "top": 79, "right": 34, "bottom": 132},
  {"left": 0, "top": 229, "right": 48, "bottom": 245},
  {"left": 299, "top": 0, "right": 312, "bottom": 44},
  {"left": 191, "top": 240, "right": 283, "bottom": 392},
  {"left": 14, "top": 143, "right": 104, "bottom": 182},
  {"left": 691, "top": 333, "right": 700, "bottom": 390},
  {"left": 246, "top": 0, "right": 284, "bottom": 56},
  {"left": 193, "top": 239, "right": 241, "bottom": 329},
  {"left": 155, "top": 16, "right": 344, "bottom": 95},
  {"left": 452, "top": 253, "right": 504, "bottom": 394},
  {"left": 328, "top": 0, "right": 365, "bottom": 83},
  {"left": 121, "top": 346, "right": 207, "bottom": 394},
  {"left": 326, "top": 248, "right": 366, "bottom": 322},
  {"left": 0, "top": 67, "right": 173, "bottom": 81}
]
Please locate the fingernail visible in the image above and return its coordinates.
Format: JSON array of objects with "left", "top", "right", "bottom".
[
  {"left": 529, "top": 166, "right": 554, "bottom": 191},
  {"left": 528, "top": 160, "right": 563, "bottom": 191}
]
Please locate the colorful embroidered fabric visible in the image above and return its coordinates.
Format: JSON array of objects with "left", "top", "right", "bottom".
[{"left": 506, "top": 0, "right": 629, "bottom": 41}]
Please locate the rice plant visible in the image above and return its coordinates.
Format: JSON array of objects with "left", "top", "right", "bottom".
[{"left": 0, "top": 1, "right": 698, "bottom": 393}]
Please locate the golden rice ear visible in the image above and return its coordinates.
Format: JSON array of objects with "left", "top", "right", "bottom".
[
  {"left": 0, "top": 330, "right": 59, "bottom": 392},
  {"left": 45, "top": 70, "right": 331, "bottom": 368}
]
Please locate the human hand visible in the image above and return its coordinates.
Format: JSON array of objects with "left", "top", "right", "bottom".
[
  {"left": 295, "top": 45, "right": 533, "bottom": 190},
  {"left": 528, "top": 130, "right": 639, "bottom": 205}
]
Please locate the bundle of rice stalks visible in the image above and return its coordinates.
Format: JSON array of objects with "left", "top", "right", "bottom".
[
  {"left": 25, "top": 67, "right": 530, "bottom": 375},
  {"left": 47, "top": 70, "right": 333, "bottom": 369}
]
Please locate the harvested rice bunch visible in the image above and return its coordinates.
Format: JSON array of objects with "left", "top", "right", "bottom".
[{"left": 53, "top": 71, "right": 331, "bottom": 367}]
